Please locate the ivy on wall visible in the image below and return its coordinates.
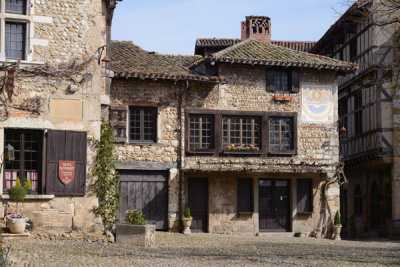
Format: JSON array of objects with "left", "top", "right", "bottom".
[{"left": 91, "top": 121, "right": 120, "bottom": 232}]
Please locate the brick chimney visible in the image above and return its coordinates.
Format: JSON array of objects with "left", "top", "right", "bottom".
[{"left": 240, "top": 16, "right": 271, "bottom": 44}]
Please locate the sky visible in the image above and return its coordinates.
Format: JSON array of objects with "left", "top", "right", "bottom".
[{"left": 112, "top": 0, "right": 350, "bottom": 55}]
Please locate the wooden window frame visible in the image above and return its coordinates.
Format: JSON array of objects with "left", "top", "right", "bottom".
[
  {"left": 266, "top": 68, "right": 299, "bottom": 93},
  {"left": 185, "top": 109, "right": 297, "bottom": 157},
  {"left": 237, "top": 178, "right": 253, "bottom": 213},
  {"left": 129, "top": 106, "right": 158, "bottom": 144},
  {"left": 3, "top": 129, "right": 43, "bottom": 193},
  {"left": 222, "top": 115, "right": 262, "bottom": 153},
  {"left": 109, "top": 105, "right": 127, "bottom": 143},
  {"left": 266, "top": 113, "right": 297, "bottom": 156},
  {"left": 186, "top": 113, "right": 215, "bottom": 154},
  {"left": 297, "top": 178, "right": 313, "bottom": 214}
]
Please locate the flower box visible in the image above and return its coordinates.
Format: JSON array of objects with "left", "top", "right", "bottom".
[
  {"left": 223, "top": 145, "right": 262, "bottom": 155},
  {"left": 274, "top": 95, "right": 292, "bottom": 102}
]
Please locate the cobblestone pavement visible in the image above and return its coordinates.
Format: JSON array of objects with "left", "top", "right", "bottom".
[{"left": 4, "top": 232, "right": 400, "bottom": 266}]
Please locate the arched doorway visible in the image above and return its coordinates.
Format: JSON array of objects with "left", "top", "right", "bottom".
[{"left": 370, "top": 181, "right": 380, "bottom": 229}]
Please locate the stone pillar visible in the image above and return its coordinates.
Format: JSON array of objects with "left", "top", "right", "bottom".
[
  {"left": 325, "top": 173, "right": 340, "bottom": 238},
  {"left": 168, "top": 168, "right": 179, "bottom": 231},
  {"left": 253, "top": 177, "right": 259, "bottom": 235}
]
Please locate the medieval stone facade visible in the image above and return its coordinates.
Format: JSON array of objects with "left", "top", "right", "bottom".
[
  {"left": 0, "top": 0, "right": 120, "bottom": 232},
  {"left": 110, "top": 16, "right": 356, "bottom": 236}
]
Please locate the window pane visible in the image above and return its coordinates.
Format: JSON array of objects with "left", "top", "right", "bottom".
[
  {"left": 129, "top": 107, "right": 157, "bottom": 142},
  {"left": 273, "top": 70, "right": 289, "bottom": 91},
  {"left": 4, "top": 129, "right": 42, "bottom": 192},
  {"left": 6, "top": 0, "right": 27, "bottom": 14},
  {"left": 189, "top": 115, "right": 214, "bottom": 150},
  {"left": 5, "top": 22, "right": 26, "bottom": 59},
  {"left": 269, "top": 117, "right": 293, "bottom": 152},
  {"left": 222, "top": 116, "right": 260, "bottom": 149}
]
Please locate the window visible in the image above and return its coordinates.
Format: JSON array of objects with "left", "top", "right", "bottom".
[
  {"left": 354, "top": 185, "right": 362, "bottom": 217},
  {"left": 269, "top": 117, "right": 294, "bottom": 153},
  {"left": 5, "top": 22, "right": 25, "bottom": 59},
  {"left": 222, "top": 116, "right": 260, "bottom": 149},
  {"left": 237, "top": 178, "right": 253, "bottom": 213},
  {"left": 297, "top": 179, "right": 312, "bottom": 213},
  {"left": 129, "top": 106, "right": 157, "bottom": 143},
  {"left": 1, "top": 0, "right": 30, "bottom": 60},
  {"left": 109, "top": 106, "right": 127, "bottom": 142},
  {"left": 6, "top": 0, "right": 26, "bottom": 14},
  {"left": 266, "top": 69, "right": 299, "bottom": 93},
  {"left": 4, "top": 129, "right": 43, "bottom": 193},
  {"left": 188, "top": 114, "right": 214, "bottom": 151}
]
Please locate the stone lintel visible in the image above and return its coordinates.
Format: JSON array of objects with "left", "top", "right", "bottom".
[{"left": 116, "top": 162, "right": 177, "bottom": 170}]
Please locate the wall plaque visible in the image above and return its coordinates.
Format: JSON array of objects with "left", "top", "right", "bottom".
[{"left": 59, "top": 161, "right": 76, "bottom": 185}]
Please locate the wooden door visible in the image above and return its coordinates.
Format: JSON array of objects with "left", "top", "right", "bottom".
[
  {"left": 259, "top": 179, "right": 290, "bottom": 232},
  {"left": 119, "top": 170, "right": 168, "bottom": 230},
  {"left": 188, "top": 178, "right": 208, "bottom": 233}
]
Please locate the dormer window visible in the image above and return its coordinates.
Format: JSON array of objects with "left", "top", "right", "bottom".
[{"left": 266, "top": 68, "right": 300, "bottom": 93}]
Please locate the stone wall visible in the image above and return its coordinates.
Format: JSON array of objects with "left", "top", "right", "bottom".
[
  {"left": 184, "top": 65, "right": 339, "bottom": 174},
  {"left": 111, "top": 63, "right": 341, "bottom": 235},
  {"left": 0, "top": 0, "right": 111, "bottom": 232}
]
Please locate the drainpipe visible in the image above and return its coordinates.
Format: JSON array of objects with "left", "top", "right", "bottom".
[{"left": 178, "top": 80, "right": 188, "bottom": 230}]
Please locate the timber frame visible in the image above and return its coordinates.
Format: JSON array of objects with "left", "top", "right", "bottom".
[{"left": 184, "top": 109, "right": 298, "bottom": 157}]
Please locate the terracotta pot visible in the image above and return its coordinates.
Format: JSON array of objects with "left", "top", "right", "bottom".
[
  {"left": 7, "top": 217, "right": 26, "bottom": 234},
  {"left": 284, "top": 96, "right": 293, "bottom": 101},
  {"left": 182, "top": 217, "right": 192, "bottom": 234},
  {"left": 274, "top": 95, "right": 284, "bottom": 101},
  {"left": 333, "top": 225, "right": 342, "bottom": 240}
]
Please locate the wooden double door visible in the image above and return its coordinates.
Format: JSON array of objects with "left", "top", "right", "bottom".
[
  {"left": 119, "top": 170, "right": 168, "bottom": 230},
  {"left": 259, "top": 179, "right": 290, "bottom": 232}
]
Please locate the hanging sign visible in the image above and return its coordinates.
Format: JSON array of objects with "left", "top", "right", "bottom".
[{"left": 58, "top": 161, "right": 76, "bottom": 185}]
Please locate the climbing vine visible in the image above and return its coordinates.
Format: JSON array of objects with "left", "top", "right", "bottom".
[{"left": 91, "top": 120, "right": 120, "bottom": 232}]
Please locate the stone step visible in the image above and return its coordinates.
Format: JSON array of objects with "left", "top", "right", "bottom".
[{"left": 257, "top": 232, "right": 298, "bottom": 238}]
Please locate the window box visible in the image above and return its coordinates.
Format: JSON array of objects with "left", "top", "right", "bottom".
[
  {"left": 274, "top": 95, "right": 292, "bottom": 102},
  {"left": 223, "top": 147, "right": 262, "bottom": 155}
]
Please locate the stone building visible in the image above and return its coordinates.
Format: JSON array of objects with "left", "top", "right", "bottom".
[
  {"left": 110, "top": 16, "right": 356, "bottom": 235},
  {"left": 0, "top": 0, "right": 121, "bottom": 232},
  {"left": 310, "top": 0, "right": 400, "bottom": 239}
]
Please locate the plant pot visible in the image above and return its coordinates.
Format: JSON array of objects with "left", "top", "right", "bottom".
[
  {"left": 274, "top": 95, "right": 284, "bottom": 101},
  {"left": 333, "top": 225, "right": 342, "bottom": 240},
  {"left": 26, "top": 189, "right": 32, "bottom": 194},
  {"left": 284, "top": 96, "right": 292, "bottom": 101},
  {"left": 7, "top": 217, "right": 27, "bottom": 234},
  {"left": 182, "top": 217, "right": 192, "bottom": 234}
]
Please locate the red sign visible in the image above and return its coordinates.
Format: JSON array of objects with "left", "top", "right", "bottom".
[{"left": 58, "top": 161, "right": 76, "bottom": 185}]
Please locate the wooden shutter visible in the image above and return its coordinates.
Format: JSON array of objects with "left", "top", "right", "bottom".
[
  {"left": 297, "top": 179, "right": 312, "bottom": 213},
  {"left": 109, "top": 105, "right": 127, "bottom": 143},
  {"left": 237, "top": 178, "right": 253, "bottom": 212},
  {"left": 46, "top": 130, "right": 87, "bottom": 196},
  {"left": 291, "top": 69, "right": 300, "bottom": 93},
  {"left": 266, "top": 69, "right": 275, "bottom": 92}
]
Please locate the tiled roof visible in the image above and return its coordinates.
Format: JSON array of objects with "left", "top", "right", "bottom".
[
  {"left": 271, "top": 41, "right": 316, "bottom": 52},
  {"left": 196, "top": 38, "right": 241, "bottom": 47},
  {"left": 110, "top": 41, "right": 224, "bottom": 82},
  {"left": 310, "top": 0, "right": 370, "bottom": 53},
  {"left": 191, "top": 40, "right": 357, "bottom": 72},
  {"left": 195, "top": 38, "right": 316, "bottom": 52}
]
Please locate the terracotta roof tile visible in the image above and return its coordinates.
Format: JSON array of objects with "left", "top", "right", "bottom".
[
  {"left": 110, "top": 41, "right": 223, "bottom": 82},
  {"left": 195, "top": 38, "right": 317, "bottom": 52},
  {"left": 191, "top": 40, "right": 357, "bottom": 72}
]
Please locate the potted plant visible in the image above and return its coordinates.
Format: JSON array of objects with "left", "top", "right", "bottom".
[
  {"left": 182, "top": 203, "right": 192, "bottom": 234},
  {"left": 7, "top": 184, "right": 27, "bottom": 234},
  {"left": 115, "top": 210, "right": 155, "bottom": 246},
  {"left": 333, "top": 210, "right": 342, "bottom": 240},
  {"left": 24, "top": 178, "right": 32, "bottom": 194}
]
